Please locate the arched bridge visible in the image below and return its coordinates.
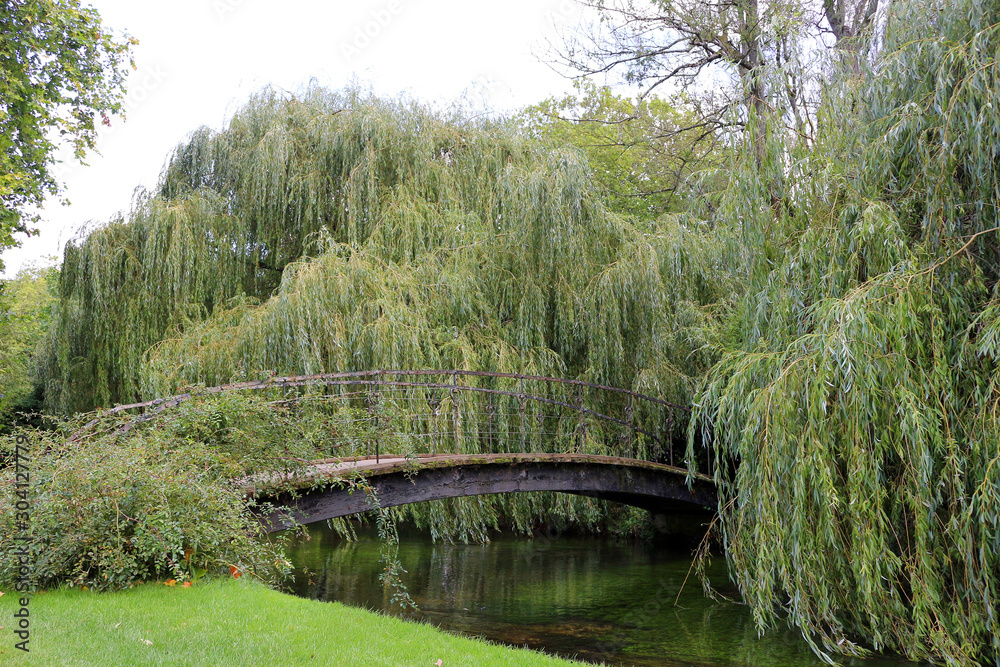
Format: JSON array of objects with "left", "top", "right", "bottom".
[
  {"left": 73, "top": 369, "right": 717, "bottom": 527},
  {"left": 251, "top": 453, "right": 716, "bottom": 532}
]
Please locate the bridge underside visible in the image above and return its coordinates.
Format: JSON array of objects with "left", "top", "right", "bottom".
[{"left": 258, "top": 455, "right": 717, "bottom": 532}]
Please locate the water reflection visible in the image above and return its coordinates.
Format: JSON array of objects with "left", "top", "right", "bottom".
[{"left": 280, "top": 522, "right": 923, "bottom": 667}]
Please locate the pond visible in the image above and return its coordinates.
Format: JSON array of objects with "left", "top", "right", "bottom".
[{"left": 278, "top": 520, "right": 923, "bottom": 667}]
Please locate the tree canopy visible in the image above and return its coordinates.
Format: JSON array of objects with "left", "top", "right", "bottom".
[
  {"left": 38, "top": 86, "right": 731, "bottom": 424},
  {"left": 23, "top": 0, "right": 1000, "bottom": 660},
  {"left": 33, "top": 85, "right": 733, "bottom": 547},
  {"left": 0, "top": 0, "right": 136, "bottom": 270},
  {"left": 0, "top": 261, "right": 57, "bottom": 429},
  {"left": 517, "top": 81, "right": 723, "bottom": 219},
  {"left": 686, "top": 0, "right": 1000, "bottom": 662}
]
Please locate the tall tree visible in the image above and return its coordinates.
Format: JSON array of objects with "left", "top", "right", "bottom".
[
  {"left": 0, "top": 0, "right": 136, "bottom": 271},
  {"left": 39, "top": 86, "right": 732, "bottom": 424},
  {"left": 552, "top": 0, "right": 887, "bottom": 148},
  {"left": 38, "top": 86, "right": 734, "bottom": 543},
  {"left": 0, "top": 261, "right": 57, "bottom": 428},
  {"left": 518, "top": 80, "right": 723, "bottom": 219},
  {"left": 691, "top": 0, "right": 1000, "bottom": 661}
]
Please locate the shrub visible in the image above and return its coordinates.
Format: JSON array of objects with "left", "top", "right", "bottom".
[
  {"left": 0, "top": 393, "right": 314, "bottom": 591},
  {"left": 0, "top": 426, "right": 290, "bottom": 591}
]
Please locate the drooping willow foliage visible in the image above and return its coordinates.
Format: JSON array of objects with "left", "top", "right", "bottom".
[
  {"left": 36, "top": 0, "right": 1000, "bottom": 656},
  {"left": 40, "top": 86, "right": 731, "bottom": 419},
  {"left": 691, "top": 0, "right": 1000, "bottom": 662},
  {"left": 37, "top": 86, "right": 730, "bottom": 539}
]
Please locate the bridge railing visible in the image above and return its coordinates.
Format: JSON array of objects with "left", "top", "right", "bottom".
[{"left": 72, "top": 370, "right": 695, "bottom": 468}]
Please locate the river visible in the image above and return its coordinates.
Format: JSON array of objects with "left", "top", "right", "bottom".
[{"left": 278, "top": 520, "right": 922, "bottom": 667}]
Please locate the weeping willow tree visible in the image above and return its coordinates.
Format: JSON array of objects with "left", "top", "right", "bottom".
[
  {"left": 30, "top": 0, "right": 1000, "bottom": 657},
  {"left": 691, "top": 0, "right": 1000, "bottom": 662},
  {"left": 40, "top": 86, "right": 730, "bottom": 417},
  {"left": 38, "top": 85, "right": 731, "bottom": 538}
]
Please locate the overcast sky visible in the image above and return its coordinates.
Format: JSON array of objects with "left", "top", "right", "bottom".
[{"left": 2, "top": 0, "right": 591, "bottom": 277}]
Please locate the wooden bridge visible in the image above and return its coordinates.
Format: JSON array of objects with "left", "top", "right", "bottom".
[
  {"left": 77, "top": 369, "right": 716, "bottom": 528},
  {"left": 252, "top": 452, "right": 716, "bottom": 532}
]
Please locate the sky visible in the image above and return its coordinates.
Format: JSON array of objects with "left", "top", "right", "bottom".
[{"left": 2, "top": 0, "right": 592, "bottom": 277}]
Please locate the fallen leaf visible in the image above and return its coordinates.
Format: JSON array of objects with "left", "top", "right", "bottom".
[
  {"left": 229, "top": 565, "right": 241, "bottom": 579},
  {"left": 181, "top": 581, "right": 191, "bottom": 588},
  {"left": 165, "top": 579, "right": 176, "bottom": 587}
]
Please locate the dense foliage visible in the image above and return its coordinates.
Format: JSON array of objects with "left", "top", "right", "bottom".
[
  {"left": 0, "top": 386, "right": 663, "bottom": 591},
  {"left": 38, "top": 87, "right": 731, "bottom": 420},
  {"left": 517, "top": 81, "right": 721, "bottom": 218},
  {"left": 0, "top": 0, "right": 135, "bottom": 269},
  {"left": 690, "top": 0, "right": 1000, "bottom": 662},
  {"left": 30, "top": 86, "right": 729, "bottom": 548},
  {"left": 0, "top": 394, "right": 299, "bottom": 591},
  {"left": 18, "top": 0, "right": 1000, "bottom": 661},
  {"left": 0, "top": 263, "right": 58, "bottom": 430}
]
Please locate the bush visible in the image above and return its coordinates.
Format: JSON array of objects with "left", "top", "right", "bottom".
[
  {"left": 0, "top": 429, "right": 289, "bottom": 591},
  {"left": 0, "top": 393, "right": 320, "bottom": 591}
]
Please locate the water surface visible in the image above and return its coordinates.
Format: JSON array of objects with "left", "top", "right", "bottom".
[{"left": 280, "top": 522, "right": 922, "bottom": 667}]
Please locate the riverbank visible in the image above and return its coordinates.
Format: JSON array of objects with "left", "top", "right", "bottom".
[{"left": 0, "top": 577, "right": 587, "bottom": 665}]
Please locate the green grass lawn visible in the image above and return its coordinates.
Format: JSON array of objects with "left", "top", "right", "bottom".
[{"left": 0, "top": 578, "right": 589, "bottom": 666}]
